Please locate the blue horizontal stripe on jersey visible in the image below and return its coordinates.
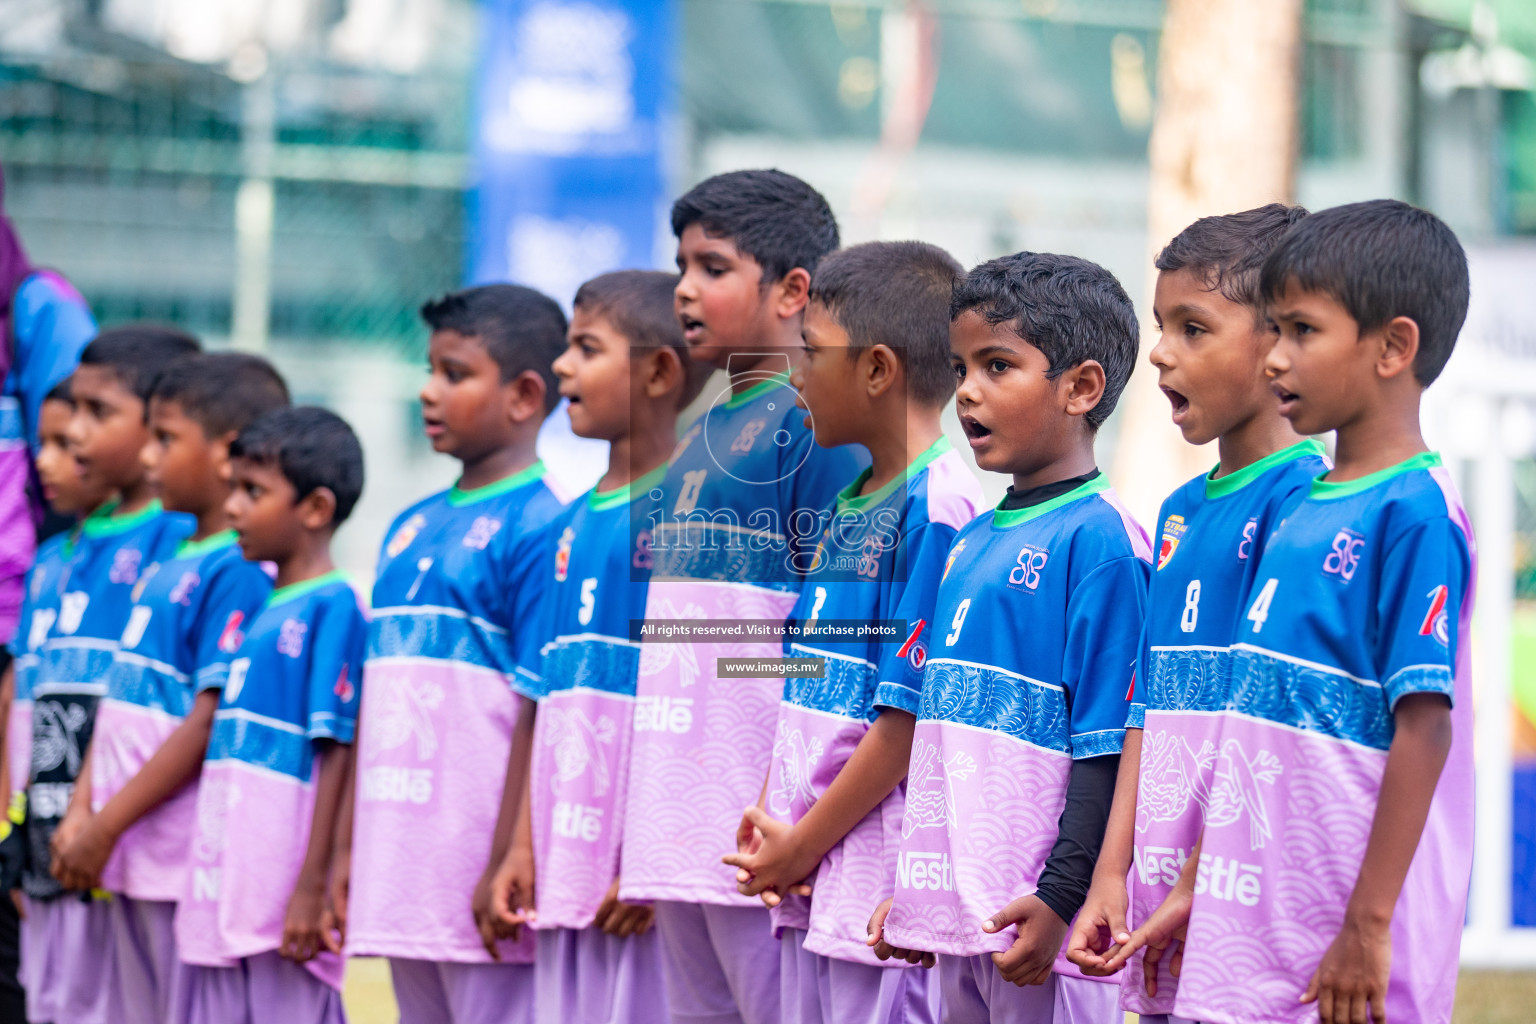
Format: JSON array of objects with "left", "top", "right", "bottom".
[
  {"left": 103, "top": 651, "right": 196, "bottom": 717},
  {"left": 917, "top": 658, "right": 1070, "bottom": 754},
  {"left": 37, "top": 641, "right": 117, "bottom": 690},
  {"left": 1143, "top": 646, "right": 1230, "bottom": 712},
  {"left": 0, "top": 398, "right": 23, "bottom": 444},
  {"left": 650, "top": 522, "right": 798, "bottom": 593},
  {"left": 784, "top": 643, "right": 876, "bottom": 719},
  {"left": 1227, "top": 644, "right": 1393, "bottom": 750},
  {"left": 873, "top": 680, "right": 921, "bottom": 717},
  {"left": 206, "top": 708, "right": 309, "bottom": 780},
  {"left": 540, "top": 635, "right": 642, "bottom": 699},
  {"left": 366, "top": 606, "right": 511, "bottom": 673}
]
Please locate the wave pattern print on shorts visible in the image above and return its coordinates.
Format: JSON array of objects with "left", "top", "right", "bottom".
[
  {"left": 177, "top": 571, "right": 364, "bottom": 995},
  {"left": 881, "top": 475, "right": 1150, "bottom": 981},
  {"left": 1172, "top": 452, "right": 1474, "bottom": 1024},
  {"left": 349, "top": 461, "right": 566, "bottom": 965},
  {"left": 1124, "top": 439, "right": 1327, "bottom": 1015},
  {"left": 93, "top": 530, "right": 273, "bottom": 902},
  {"left": 620, "top": 372, "right": 867, "bottom": 907},
  {"left": 767, "top": 437, "right": 983, "bottom": 964}
]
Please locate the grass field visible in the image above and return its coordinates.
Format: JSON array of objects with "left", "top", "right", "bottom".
[{"left": 338, "top": 960, "right": 1536, "bottom": 1023}]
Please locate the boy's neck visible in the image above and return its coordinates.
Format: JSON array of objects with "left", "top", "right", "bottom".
[
  {"left": 457, "top": 441, "right": 541, "bottom": 492},
  {"left": 1213, "top": 412, "right": 1307, "bottom": 479},
  {"left": 598, "top": 419, "right": 677, "bottom": 494},
  {"left": 116, "top": 479, "right": 157, "bottom": 515},
  {"left": 190, "top": 507, "right": 234, "bottom": 543},
  {"left": 859, "top": 409, "right": 945, "bottom": 497},
  {"left": 1329, "top": 402, "right": 1428, "bottom": 483},
  {"left": 723, "top": 324, "right": 803, "bottom": 394},
  {"left": 1011, "top": 444, "right": 1098, "bottom": 494},
  {"left": 273, "top": 536, "right": 336, "bottom": 592}
]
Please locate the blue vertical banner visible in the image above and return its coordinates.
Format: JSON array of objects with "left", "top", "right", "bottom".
[{"left": 470, "top": 0, "right": 676, "bottom": 305}]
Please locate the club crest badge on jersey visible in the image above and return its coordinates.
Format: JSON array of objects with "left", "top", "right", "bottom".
[
  {"left": 942, "top": 539, "right": 966, "bottom": 582},
  {"left": 334, "top": 664, "right": 355, "bottom": 704},
  {"left": 387, "top": 514, "right": 426, "bottom": 558},
  {"left": 1158, "top": 515, "right": 1186, "bottom": 570},
  {"left": 554, "top": 526, "right": 575, "bottom": 581},
  {"left": 1419, "top": 585, "right": 1451, "bottom": 645},
  {"left": 217, "top": 611, "right": 246, "bottom": 654},
  {"left": 896, "top": 619, "right": 928, "bottom": 670}
]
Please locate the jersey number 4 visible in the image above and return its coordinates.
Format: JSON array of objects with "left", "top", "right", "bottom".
[{"left": 1246, "top": 578, "right": 1279, "bottom": 633}]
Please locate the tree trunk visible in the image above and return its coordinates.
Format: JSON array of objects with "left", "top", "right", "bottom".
[{"left": 1111, "top": 0, "right": 1305, "bottom": 527}]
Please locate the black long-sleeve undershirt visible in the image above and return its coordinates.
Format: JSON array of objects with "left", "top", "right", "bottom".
[{"left": 1033, "top": 753, "right": 1120, "bottom": 925}]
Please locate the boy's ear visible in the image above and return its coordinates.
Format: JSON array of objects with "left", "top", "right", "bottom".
[
  {"left": 863, "top": 344, "right": 901, "bottom": 400},
  {"left": 214, "top": 430, "right": 238, "bottom": 482},
  {"left": 1060, "top": 360, "right": 1106, "bottom": 419},
  {"left": 1376, "top": 315, "right": 1420, "bottom": 381},
  {"left": 503, "top": 369, "right": 549, "bottom": 425},
  {"left": 297, "top": 486, "right": 337, "bottom": 531},
  {"left": 643, "top": 347, "right": 685, "bottom": 401},
  {"left": 771, "top": 268, "right": 813, "bottom": 321}
]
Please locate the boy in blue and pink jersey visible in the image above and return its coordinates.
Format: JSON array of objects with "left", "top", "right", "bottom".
[
  {"left": 1107, "top": 202, "right": 1476, "bottom": 1024},
  {"left": 32, "top": 327, "right": 198, "bottom": 1024},
  {"left": 4, "top": 381, "right": 111, "bottom": 1024},
  {"left": 177, "top": 407, "right": 367, "bottom": 1024},
  {"left": 476, "top": 270, "right": 709, "bottom": 1024},
  {"left": 869, "top": 253, "right": 1151, "bottom": 1023},
  {"left": 54, "top": 353, "right": 289, "bottom": 1024},
  {"left": 621, "top": 170, "right": 865, "bottom": 1024},
  {"left": 722, "top": 241, "right": 984, "bottom": 1024},
  {"left": 343, "top": 285, "right": 569, "bottom": 1024},
  {"left": 1061, "top": 205, "right": 1328, "bottom": 1020}
]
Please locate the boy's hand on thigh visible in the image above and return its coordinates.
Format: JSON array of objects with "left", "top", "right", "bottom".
[
  {"left": 593, "top": 878, "right": 655, "bottom": 938},
  {"left": 1065, "top": 875, "right": 1130, "bottom": 975},
  {"left": 866, "top": 896, "right": 935, "bottom": 968},
  {"left": 320, "top": 851, "right": 349, "bottom": 954},
  {"left": 985, "top": 893, "right": 1066, "bottom": 987},
  {"left": 1302, "top": 914, "right": 1390, "bottom": 1024},
  {"left": 281, "top": 880, "right": 327, "bottom": 963}
]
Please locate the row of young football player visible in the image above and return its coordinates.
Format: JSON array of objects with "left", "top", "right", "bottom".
[
  {"left": 340, "top": 172, "right": 1469, "bottom": 1024},
  {"left": 4, "top": 166, "right": 1472, "bottom": 1024},
  {"left": 6, "top": 332, "right": 367, "bottom": 1024}
]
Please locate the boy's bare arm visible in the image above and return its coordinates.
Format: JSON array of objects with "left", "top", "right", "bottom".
[
  {"left": 1067, "top": 726, "right": 1141, "bottom": 970},
  {"left": 53, "top": 687, "right": 220, "bottom": 889},
  {"left": 473, "top": 693, "right": 537, "bottom": 957},
  {"left": 1303, "top": 693, "right": 1452, "bottom": 1024},
  {"left": 282, "top": 741, "right": 353, "bottom": 962},
  {"left": 723, "top": 707, "right": 914, "bottom": 901},
  {"left": 321, "top": 742, "right": 356, "bottom": 951}
]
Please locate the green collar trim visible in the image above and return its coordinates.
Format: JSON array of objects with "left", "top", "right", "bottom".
[
  {"left": 82, "top": 499, "right": 162, "bottom": 538},
  {"left": 1309, "top": 451, "right": 1441, "bottom": 500},
  {"left": 992, "top": 474, "right": 1110, "bottom": 528},
  {"left": 175, "top": 529, "right": 238, "bottom": 560},
  {"left": 1205, "top": 438, "right": 1328, "bottom": 500},
  {"left": 448, "top": 460, "right": 545, "bottom": 506},
  {"left": 267, "top": 569, "right": 347, "bottom": 609},
  {"left": 836, "top": 436, "right": 952, "bottom": 513},
  {"left": 589, "top": 464, "right": 667, "bottom": 512},
  {"left": 723, "top": 372, "right": 791, "bottom": 410}
]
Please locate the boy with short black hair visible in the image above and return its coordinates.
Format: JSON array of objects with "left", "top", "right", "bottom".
[
  {"left": 344, "top": 283, "right": 569, "bottom": 1024},
  {"left": 4, "top": 378, "right": 112, "bottom": 1024},
  {"left": 623, "top": 169, "right": 865, "bottom": 1024},
  {"left": 53, "top": 352, "right": 289, "bottom": 1024},
  {"left": 721, "top": 240, "right": 984, "bottom": 1024},
  {"left": 177, "top": 405, "right": 367, "bottom": 1024},
  {"left": 869, "top": 253, "right": 1150, "bottom": 1022},
  {"left": 475, "top": 269, "right": 709, "bottom": 1024},
  {"left": 38, "top": 325, "right": 200, "bottom": 1024},
  {"left": 1060, "top": 205, "right": 1328, "bottom": 1019},
  {"left": 1115, "top": 199, "right": 1474, "bottom": 1024}
]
